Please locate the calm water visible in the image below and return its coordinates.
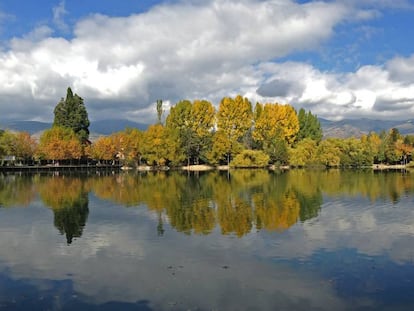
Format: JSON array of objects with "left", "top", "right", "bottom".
[{"left": 0, "top": 169, "right": 414, "bottom": 311}]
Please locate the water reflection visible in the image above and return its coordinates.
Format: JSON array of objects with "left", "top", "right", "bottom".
[
  {"left": 1, "top": 170, "right": 413, "bottom": 238},
  {"left": 0, "top": 170, "right": 414, "bottom": 310},
  {"left": 37, "top": 176, "right": 89, "bottom": 244}
]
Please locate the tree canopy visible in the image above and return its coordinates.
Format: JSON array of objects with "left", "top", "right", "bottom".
[{"left": 54, "top": 87, "right": 90, "bottom": 142}]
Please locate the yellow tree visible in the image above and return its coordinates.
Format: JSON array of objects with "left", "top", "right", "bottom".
[
  {"left": 142, "top": 124, "right": 169, "bottom": 166},
  {"left": 123, "top": 128, "right": 144, "bottom": 166},
  {"left": 208, "top": 130, "right": 233, "bottom": 165},
  {"left": 90, "top": 136, "right": 116, "bottom": 163},
  {"left": 217, "top": 95, "right": 252, "bottom": 164},
  {"left": 253, "top": 103, "right": 299, "bottom": 145}
]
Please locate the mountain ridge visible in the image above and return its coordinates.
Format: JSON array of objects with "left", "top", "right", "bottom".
[{"left": 2, "top": 118, "right": 414, "bottom": 139}]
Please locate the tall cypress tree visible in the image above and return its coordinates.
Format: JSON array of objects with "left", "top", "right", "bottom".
[
  {"left": 296, "top": 108, "right": 323, "bottom": 143},
  {"left": 54, "top": 87, "right": 90, "bottom": 142}
]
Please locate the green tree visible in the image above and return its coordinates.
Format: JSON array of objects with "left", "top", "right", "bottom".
[
  {"left": 54, "top": 87, "right": 90, "bottom": 142},
  {"left": 316, "top": 139, "right": 341, "bottom": 167},
  {"left": 166, "top": 100, "right": 195, "bottom": 166},
  {"left": 296, "top": 108, "right": 323, "bottom": 143},
  {"left": 289, "top": 138, "right": 317, "bottom": 167},
  {"left": 166, "top": 99, "right": 215, "bottom": 166}
]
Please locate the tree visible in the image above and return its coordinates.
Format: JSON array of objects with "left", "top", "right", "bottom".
[
  {"left": 156, "top": 99, "right": 163, "bottom": 124},
  {"left": 90, "top": 136, "right": 116, "bottom": 163},
  {"left": 142, "top": 124, "right": 170, "bottom": 166},
  {"left": 14, "top": 132, "right": 37, "bottom": 163},
  {"left": 54, "top": 87, "right": 90, "bottom": 142},
  {"left": 191, "top": 100, "right": 215, "bottom": 163},
  {"left": 217, "top": 95, "right": 253, "bottom": 164},
  {"left": 36, "top": 126, "right": 82, "bottom": 162},
  {"left": 207, "top": 130, "right": 233, "bottom": 165},
  {"left": 166, "top": 99, "right": 215, "bottom": 165},
  {"left": 289, "top": 138, "right": 317, "bottom": 167},
  {"left": 296, "top": 108, "right": 323, "bottom": 143},
  {"left": 253, "top": 103, "right": 299, "bottom": 146},
  {"left": 165, "top": 100, "right": 195, "bottom": 165},
  {"left": 316, "top": 139, "right": 341, "bottom": 167}
]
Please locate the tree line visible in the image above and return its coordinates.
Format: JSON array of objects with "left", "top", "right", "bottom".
[{"left": 0, "top": 88, "right": 413, "bottom": 167}]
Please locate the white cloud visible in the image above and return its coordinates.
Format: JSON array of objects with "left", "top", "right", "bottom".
[
  {"left": 52, "top": 0, "right": 69, "bottom": 32},
  {"left": 252, "top": 58, "right": 414, "bottom": 120},
  {"left": 0, "top": 0, "right": 412, "bottom": 123}
]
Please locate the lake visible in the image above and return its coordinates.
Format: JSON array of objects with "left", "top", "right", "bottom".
[{"left": 0, "top": 169, "right": 413, "bottom": 311}]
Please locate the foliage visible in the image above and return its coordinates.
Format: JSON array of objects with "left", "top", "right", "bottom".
[
  {"left": 54, "top": 87, "right": 90, "bottom": 142},
  {"left": 217, "top": 95, "right": 253, "bottom": 164},
  {"left": 288, "top": 138, "right": 317, "bottom": 167},
  {"left": 230, "top": 150, "right": 270, "bottom": 168},
  {"left": 296, "top": 108, "right": 323, "bottom": 143},
  {"left": 37, "top": 126, "right": 82, "bottom": 161},
  {"left": 141, "top": 124, "right": 170, "bottom": 166},
  {"left": 166, "top": 99, "right": 215, "bottom": 166},
  {"left": 253, "top": 102, "right": 299, "bottom": 146}
]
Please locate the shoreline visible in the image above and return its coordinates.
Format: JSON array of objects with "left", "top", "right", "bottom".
[{"left": 372, "top": 164, "right": 408, "bottom": 170}]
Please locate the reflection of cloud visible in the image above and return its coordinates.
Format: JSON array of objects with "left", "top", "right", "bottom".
[{"left": 258, "top": 196, "right": 414, "bottom": 264}]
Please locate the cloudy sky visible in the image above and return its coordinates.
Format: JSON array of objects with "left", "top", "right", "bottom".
[{"left": 0, "top": 0, "right": 414, "bottom": 123}]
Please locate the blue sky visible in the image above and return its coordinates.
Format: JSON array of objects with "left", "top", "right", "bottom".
[{"left": 0, "top": 0, "right": 414, "bottom": 122}]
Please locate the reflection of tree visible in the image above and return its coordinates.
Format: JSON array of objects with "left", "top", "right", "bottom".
[
  {"left": 287, "top": 170, "right": 323, "bottom": 221},
  {"left": 37, "top": 176, "right": 89, "bottom": 244},
  {"left": 88, "top": 169, "right": 414, "bottom": 237},
  {"left": 218, "top": 198, "right": 253, "bottom": 237},
  {"left": 88, "top": 174, "right": 143, "bottom": 206},
  {"left": 0, "top": 174, "right": 36, "bottom": 207},
  {"left": 53, "top": 192, "right": 89, "bottom": 244},
  {"left": 254, "top": 190, "right": 300, "bottom": 232},
  {"left": 152, "top": 173, "right": 215, "bottom": 235}
]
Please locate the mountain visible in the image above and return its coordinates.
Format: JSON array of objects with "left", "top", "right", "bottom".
[
  {"left": 0, "top": 119, "right": 149, "bottom": 138},
  {"left": 2, "top": 118, "right": 414, "bottom": 139},
  {"left": 320, "top": 118, "right": 414, "bottom": 138},
  {"left": 90, "top": 119, "right": 148, "bottom": 135},
  {"left": 0, "top": 120, "right": 51, "bottom": 134}
]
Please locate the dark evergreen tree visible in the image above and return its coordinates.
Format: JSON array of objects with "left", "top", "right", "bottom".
[
  {"left": 296, "top": 108, "right": 323, "bottom": 143},
  {"left": 54, "top": 87, "right": 90, "bottom": 142}
]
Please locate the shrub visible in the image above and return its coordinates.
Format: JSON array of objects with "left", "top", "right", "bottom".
[{"left": 230, "top": 150, "right": 270, "bottom": 168}]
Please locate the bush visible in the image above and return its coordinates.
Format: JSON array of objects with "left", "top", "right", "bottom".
[{"left": 230, "top": 150, "right": 270, "bottom": 168}]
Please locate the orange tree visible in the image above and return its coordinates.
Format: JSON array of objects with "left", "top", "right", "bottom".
[{"left": 36, "top": 126, "right": 82, "bottom": 163}]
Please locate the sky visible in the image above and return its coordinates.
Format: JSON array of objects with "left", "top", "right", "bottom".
[{"left": 0, "top": 0, "right": 414, "bottom": 123}]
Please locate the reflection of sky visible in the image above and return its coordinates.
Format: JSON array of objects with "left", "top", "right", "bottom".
[{"left": 0, "top": 188, "right": 414, "bottom": 310}]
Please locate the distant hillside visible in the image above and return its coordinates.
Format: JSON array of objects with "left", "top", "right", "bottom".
[
  {"left": 0, "top": 120, "right": 51, "bottom": 134},
  {"left": 0, "top": 119, "right": 149, "bottom": 137},
  {"left": 90, "top": 119, "right": 148, "bottom": 135},
  {"left": 2, "top": 118, "right": 414, "bottom": 139},
  {"left": 320, "top": 118, "right": 414, "bottom": 138}
]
